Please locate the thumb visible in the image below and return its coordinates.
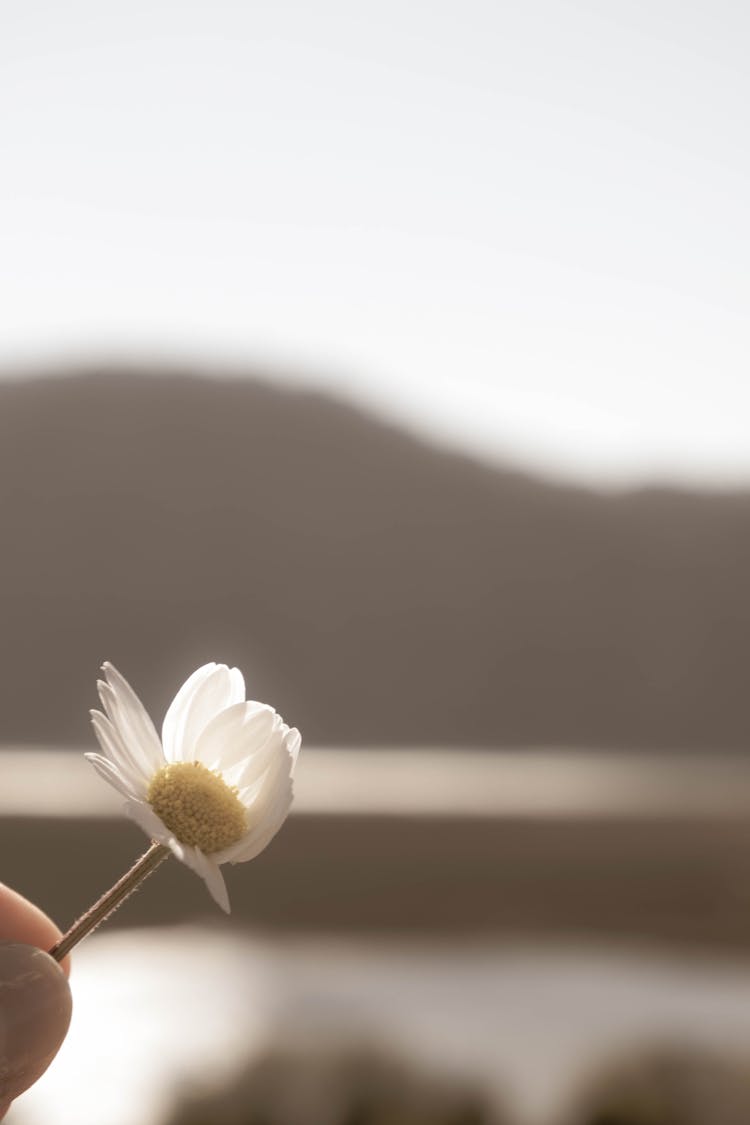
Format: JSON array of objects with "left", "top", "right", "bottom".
[{"left": 0, "top": 943, "right": 72, "bottom": 1114}]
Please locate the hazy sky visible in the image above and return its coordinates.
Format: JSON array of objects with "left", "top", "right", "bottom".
[{"left": 1, "top": 1, "right": 748, "bottom": 485}]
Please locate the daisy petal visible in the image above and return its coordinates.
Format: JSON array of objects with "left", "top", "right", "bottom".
[
  {"left": 243, "top": 756, "right": 294, "bottom": 823},
  {"left": 286, "top": 728, "right": 302, "bottom": 774},
  {"left": 193, "top": 701, "right": 278, "bottom": 773},
  {"left": 160, "top": 664, "right": 215, "bottom": 761},
  {"left": 90, "top": 711, "right": 150, "bottom": 795},
  {"left": 193, "top": 851, "right": 231, "bottom": 914},
  {"left": 84, "top": 753, "right": 145, "bottom": 802},
  {"left": 101, "top": 663, "right": 163, "bottom": 773},
  {"left": 161, "top": 663, "right": 245, "bottom": 763},
  {"left": 233, "top": 722, "right": 297, "bottom": 804},
  {"left": 125, "top": 800, "right": 174, "bottom": 845},
  {"left": 216, "top": 748, "right": 294, "bottom": 864},
  {"left": 229, "top": 666, "right": 246, "bottom": 703},
  {"left": 167, "top": 841, "right": 231, "bottom": 913},
  {"left": 227, "top": 720, "right": 301, "bottom": 792},
  {"left": 217, "top": 784, "right": 293, "bottom": 865},
  {"left": 97, "top": 680, "right": 157, "bottom": 781}
]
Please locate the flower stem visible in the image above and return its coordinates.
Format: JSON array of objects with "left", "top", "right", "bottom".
[{"left": 49, "top": 842, "right": 171, "bottom": 962}]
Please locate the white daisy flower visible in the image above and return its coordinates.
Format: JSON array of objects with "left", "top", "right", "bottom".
[{"left": 85, "top": 661, "right": 301, "bottom": 914}]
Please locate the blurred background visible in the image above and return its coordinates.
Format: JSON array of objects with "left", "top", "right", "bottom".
[{"left": 2, "top": 1, "right": 750, "bottom": 1122}]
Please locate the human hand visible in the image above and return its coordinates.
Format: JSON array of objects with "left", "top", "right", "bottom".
[{"left": 0, "top": 884, "right": 71, "bottom": 1119}]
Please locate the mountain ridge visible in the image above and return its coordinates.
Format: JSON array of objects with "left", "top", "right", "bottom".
[{"left": 1, "top": 366, "right": 749, "bottom": 750}]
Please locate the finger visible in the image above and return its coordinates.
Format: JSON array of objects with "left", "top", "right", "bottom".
[
  {"left": 0, "top": 943, "right": 72, "bottom": 1112},
  {"left": 0, "top": 884, "right": 70, "bottom": 977},
  {"left": 0, "top": 885, "right": 73, "bottom": 1119}
]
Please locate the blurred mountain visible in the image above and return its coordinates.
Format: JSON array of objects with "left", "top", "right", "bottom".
[{"left": 1, "top": 367, "right": 749, "bottom": 750}]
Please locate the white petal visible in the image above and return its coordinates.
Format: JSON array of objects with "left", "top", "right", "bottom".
[
  {"left": 193, "top": 851, "right": 231, "bottom": 914},
  {"left": 229, "top": 666, "right": 246, "bottom": 703},
  {"left": 228, "top": 720, "right": 300, "bottom": 794},
  {"left": 193, "top": 701, "right": 278, "bottom": 773},
  {"left": 84, "top": 753, "right": 145, "bottom": 802},
  {"left": 97, "top": 664, "right": 163, "bottom": 778},
  {"left": 285, "top": 728, "right": 302, "bottom": 776},
  {"left": 217, "top": 785, "right": 293, "bottom": 865},
  {"left": 167, "top": 837, "right": 189, "bottom": 864},
  {"left": 125, "top": 800, "right": 175, "bottom": 845},
  {"left": 160, "top": 664, "right": 215, "bottom": 761},
  {"left": 89, "top": 711, "right": 150, "bottom": 795},
  {"left": 234, "top": 722, "right": 296, "bottom": 804},
  {"left": 96, "top": 687, "right": 161, "bottom": 783},
  {"left": 167, "top": 840, "right": 231, "bottom": 913},
  {"left": 161, "top": 663, "right": 245, "bottom": 763},
  {"left": 244, "top": 754, "right": 294, "bottom": 824},
  {"left": 234, "top": 753, "right": 283, "bottom": 806},
  {"left": 215, "top": 750, "right": 294, "bottom": 865}
]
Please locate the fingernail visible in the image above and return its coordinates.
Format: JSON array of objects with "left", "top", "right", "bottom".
[{"left": 0, "top": 944, "right": 72, "bottom": 1104}]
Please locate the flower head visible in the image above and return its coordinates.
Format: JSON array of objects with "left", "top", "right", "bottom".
[{"left": 86, "top": 662, "right": 301, "bottom": 912}]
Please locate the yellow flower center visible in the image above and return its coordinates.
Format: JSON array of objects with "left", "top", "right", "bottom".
[{"left": 147, "top": 761, "right": 247, "bottom": 854}]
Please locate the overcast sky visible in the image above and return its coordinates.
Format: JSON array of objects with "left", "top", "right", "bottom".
[{"left": 1, "top": 1, "right": 748, "bottom": 485}]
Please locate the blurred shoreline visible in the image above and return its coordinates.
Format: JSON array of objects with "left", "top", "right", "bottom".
[
  {"left": 5, "top": 747, "right": 750, "bottom": 953},
  {"left": 5, "top": 745, "right": 750, "bottom": 819}
]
